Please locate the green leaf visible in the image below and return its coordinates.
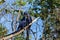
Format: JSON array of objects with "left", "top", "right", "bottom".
[{"left": 0, "top": 0, "right": 5, "bottom": 4}]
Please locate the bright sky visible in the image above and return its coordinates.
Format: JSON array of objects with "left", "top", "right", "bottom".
[{"left": 0, "top": 0, "right": 44, "bottom": 40}]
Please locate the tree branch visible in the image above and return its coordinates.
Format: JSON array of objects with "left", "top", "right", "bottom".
[{"left": 0, "top": 17, "right": 39, "bottom": 40}]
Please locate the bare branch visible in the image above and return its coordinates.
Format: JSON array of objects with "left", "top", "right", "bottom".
[{"left": 0, "top": 17, "right": 39, "bottom": 40}]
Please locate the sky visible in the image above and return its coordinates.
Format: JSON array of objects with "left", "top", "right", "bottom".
[
  {"left": 0, "top": 0, "right": 44, "bottom": 40},
  {"left": 0, "top": 14, "right": 44, "bottom": 40}
]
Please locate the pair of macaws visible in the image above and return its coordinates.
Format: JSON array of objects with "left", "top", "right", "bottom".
[{"left": 17, "top": 12, "right": 32, "bottom": 30}]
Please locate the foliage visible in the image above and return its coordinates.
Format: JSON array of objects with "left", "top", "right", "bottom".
[
  {"left": 12, "top": 0, "right": 26, "bottom": 6},
  {"left": 28, "top": 0, "right": 60, "bottom": 40},
  {"left": 15, "top": 34, "right": 25, "bottom": 40},
  {"left": 0, "top": 24, "right": 7, "bottom": 37},
  {"left": 0, "top": 0, "right": 5, "bottom": 5},
  {"left": 0, "top": 0, "right": 60, "bottom": 40}
]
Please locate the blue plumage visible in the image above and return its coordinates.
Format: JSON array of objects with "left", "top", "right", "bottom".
[{"left": 17, "top": 12, "right": 32, "bottom": 30}]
